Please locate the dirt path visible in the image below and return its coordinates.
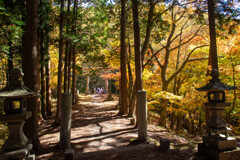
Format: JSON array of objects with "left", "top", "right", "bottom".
[
  {"left": 70, "top": 94, "right": 137, "bottom": 153},
  {"left": 36, "top": 94, "right": 203, "bottom": 160}
]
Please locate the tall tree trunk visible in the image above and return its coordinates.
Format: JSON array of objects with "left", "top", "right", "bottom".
[
  {"left": 72, "top": 47, "right": 76, "bottom": 105},
  {"left": 7, "top": 41, "right": 13, "bottom": 82},
  {"left": 171, "top": 34, "right": 182, "bottom": 129},
  {"left": 23, "top": 0, "right": 41, "bottom": 151},
  {"left": 132, "top": 0, "right": 143, "bottom": 126},
  {"left": 64, "top": 0, "right": 71, "bottom": 93},
  {"left": 39, "top": 0, "right": 47, "bottom": 119},
  {"left": 132, "top": 0, "right": 143, "bottom": 92},
  {"left": 46, "top": 55, "right": 52, "bottom": 116},
  {"left": 72, "top": 0, "right": 78, "bottom": 105},
  {"left": 127, "top": 40, "right": 135, "bottom": 117},
  {"left": 119, "top": 0, "right": 128, "bottom": 115},
  {"left": 129, "top": 83, "right": 137, "bottom": 117},
  {"left": 40, "top": 34, "right": 47, "bottom": 120},
  {"left": 67, "top": 45, "right": 72, "bottom": 92},
  {"left": 208, "top": 0, "right": 218, "bottom": 72},
  {"left": 45, "top": 7, "right": 52, "bottom": 117},
  {"left": 21, "top": 0, "right": 26, "bottom": 78},
  {"left": 54, "top": 0, "right": 65, "bottom": 126},
  {"left": 205, "top": 0, "right": 218, "bottom": 125},
  {"left": 64, "top": 43, "right": 69, "bottom": 92}
]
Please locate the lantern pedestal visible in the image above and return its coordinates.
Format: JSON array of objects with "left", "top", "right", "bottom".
[
  {"left": 198, "top": 142, "right": 240, "bottom": 160},
  {"left": 0, "top": 144, "right": 33, "bottom": 160},
  {"left": 198, "top": 103, "right": 240, "bottom": 160},
  {"left": 0, "top": 111, "right": 32, "bottom": 151},
  {"left": 203, "top": 135, "right": 237, "bottom": 151}
]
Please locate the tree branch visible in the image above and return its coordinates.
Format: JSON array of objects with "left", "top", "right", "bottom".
[
  {"left": 141, "top": 0, "right": 155, "bottom": 64},
  {"left": 167, "top": 44, "right": 209, "bottom": 83},
  {"left": 170, "top": 25, "right": 204, "bottom": 52}
]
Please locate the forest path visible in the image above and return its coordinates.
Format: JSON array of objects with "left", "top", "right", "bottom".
[
  {"left": 70, "top": 94, "right": 137, "bottom": 153},
  {"left": 37, "top": 94, "right": 196, "bottom": 160}
]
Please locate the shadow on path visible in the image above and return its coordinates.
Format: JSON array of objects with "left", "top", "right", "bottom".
[
  {"left": 37, "top": 94, "right": 137, "bottom": 159},
  {"left": 36, "top": 94, "right": 202, "bottom": 160}
]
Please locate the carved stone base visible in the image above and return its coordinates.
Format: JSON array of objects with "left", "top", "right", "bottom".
[
  {"left": 0, "top": 112, "right": 32, "bottom": 151},
  {"left": 0, "top": 144, "right": 33, "bottom": 160},
  {"left": 203, "top": 135, "right": 237, "bottom": 151},
  {"left": 2, "top": 121, "right": 28, "bottom": 151},
  {"left": 198, "top": 143, "right": 240, "bottom": 160}
]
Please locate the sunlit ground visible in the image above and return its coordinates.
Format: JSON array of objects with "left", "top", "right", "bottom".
[{"left": 37, "top": 94, "right": 191, "bottom": 159}]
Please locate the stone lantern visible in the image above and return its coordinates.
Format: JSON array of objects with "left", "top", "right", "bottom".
[
  {"left": 195, "top": 0, "right": 240, "bottom": 159},
  {"left": 0, "top": 68, "right": 36, "bottom": 159},
  {"left": 197, "top": 69, "right": 236, "bottom": 134},
  {"left": 196, "top": 69, "right": 240, "bottom": 159}
]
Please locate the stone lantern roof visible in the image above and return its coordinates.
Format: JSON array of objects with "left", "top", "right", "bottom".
[
  {"left": 196, "top": 69, "right": 237, "bottom": 91},
  {"left": 0, "top": 68, "right": 37, "bottom": 98}
]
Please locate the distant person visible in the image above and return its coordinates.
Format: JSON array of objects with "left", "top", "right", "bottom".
[
  {"left": 97, "top": 88, "right": 100, "bottom": 94},
  {"left": 94, "top": 88, "right": 96, "bottom": 94}
]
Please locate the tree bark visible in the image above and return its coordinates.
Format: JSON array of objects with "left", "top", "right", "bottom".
[
  {"left": 127, "top": 39, "right": 135, "bottom": 117},
  {"left": 71, "top": 0, "right": 78, "bottom": 105},
  {"left": 132, "top": 0, "right": 143, "bottom": 126},
  {"left": 72, "top": 47, "right": 76, "bottom": 105},
  {"left": 208, "top": 0, "right": 218, "bottom": 72},
  {"left": 39, "top": 0, "right": 47, "bottom": 119},
  {"left": 67, "top": 45, "right": 72, "bottom": 92},
  {"left": 7, "top": 41, "right": 13, "bottom": 82},
  {"left": 64, "top": 0, "right": 71, "bottom": 93},
  {"left": 171, "top": 33, "right": 182, "bottom": 129},
  {"left": 40, "top": 36, "right": 47, "bottom": 120},
  {"left": 205, "top": 0, "right": 218, "bottom": 125},
  {"left": 132, "top": 0, "right": 143, "bottom": 92},
  {"left": 141, "top": 0, "right": 154, "bottom": 64},
  {"left": 128, "top": 83, "right": 137, "bottom": 117},
  {"left": 119, "top": 0, "right": 128, "bottom": 115},
  {"left": 23, "top": 0, "right": 41, "bottom": 151},
  {"left": 64, "top": 43, "right": 69, "bottom": 92},
  {"left": 54, "top": 0, "right": 65, "bottom": 126},
  {"left": 45, "top": 8, "right": 52, "bottom": 117},
  {"left": 46, "top": 54, "right": 52, "bottom": 116}
]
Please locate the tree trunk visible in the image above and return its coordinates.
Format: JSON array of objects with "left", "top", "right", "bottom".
[
  {"left": 64, "top": 0, "right": 71, "bottom": 93},
  {"left": 127, "top": 38, "right": 134, "bottom": 116},
  {"left": 132, "top": 0, "right": 143, "bottom": 92},
  {"left": 205, "top": 0, "right": 218, "bottom": 125},
  {"left": 171, "top": 34, "right": 182, "bottom": 129},
  {"left": 64, "top": 42, "right": 69, "bottom": 92},
  {"left": 208, "top": 0, "right": 218, "bottom": 72},
  {"left": 72, "top": 46, "right": 76, "bottom": 105},
  {"left": 67, "top": 45, "right": 72, "bottom": 92},
  {"left": 46, "top": 55, "right": 52, "bottom": 116},
  {"left": 38, "top": 0, "right": 47, "bottom": 119},
  {"left": 54, "top": 0, "right": 65, "bottom": 126},
  {"left": 40, "top": 35, "right": 47, "bottom": 120},
  {"left": 128, "top": 83, "right": 137, "bottom": 117},
  {"left": 119, "top": 0, "right": 128, "bottom": 115},
  {"left": 132, "top": 0, "right": 143, "bottom": 127},
  {"left": 7, "top": 41, "right": 13, "bottom": 82},
  {"left": 71, "top": 0, "right": 78, "bottom": 105},
  {"left": 23, "top": 0, "right": 41, "bottom": 151},
  {"left": 45, "top": 9, "right": 52, "bottom": 117}
]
